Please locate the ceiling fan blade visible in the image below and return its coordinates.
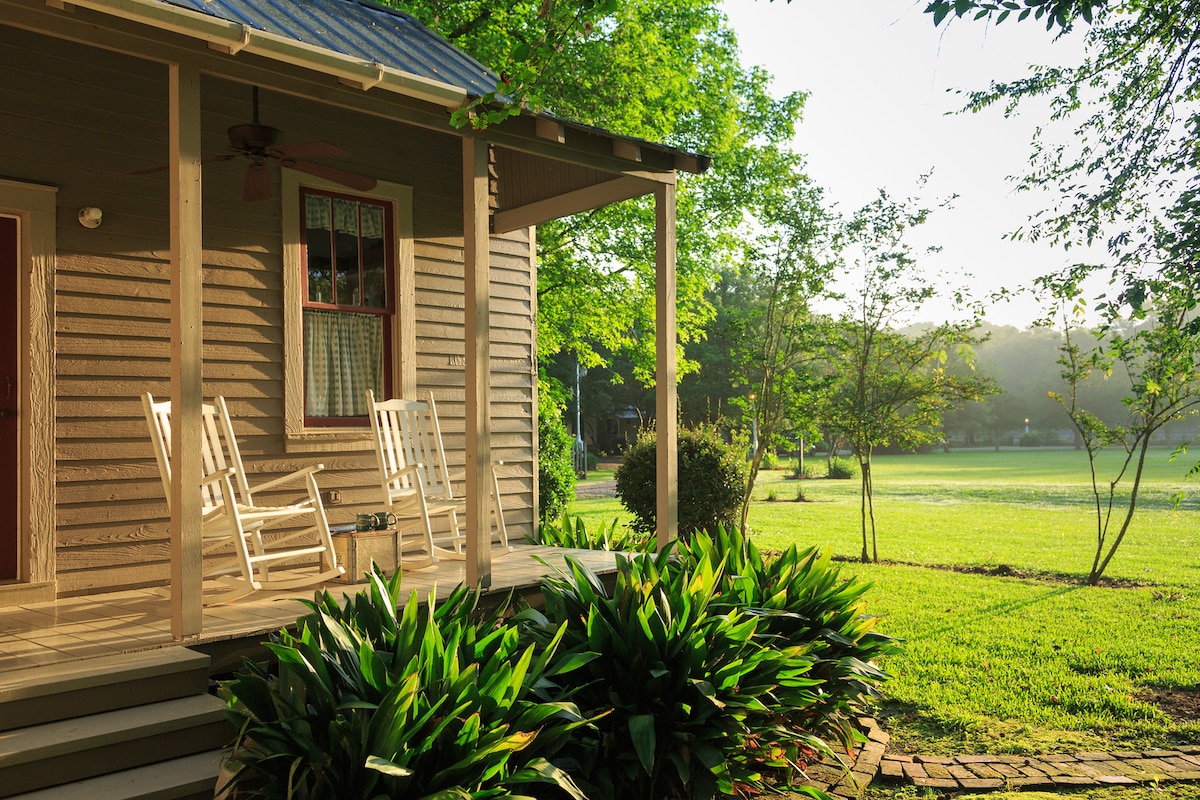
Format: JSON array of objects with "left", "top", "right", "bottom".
[
  {"left": 130, "top": 154, "right": 236, "bottom": 175},
  {"left": 282, "top": 159, "right": 377, "bottom": 193},
  {"left": 267, "top": 141, "right": 348, "bottom": 160},
  {"left": 242, "top": 162, "right": 272, "bottom": 202}
]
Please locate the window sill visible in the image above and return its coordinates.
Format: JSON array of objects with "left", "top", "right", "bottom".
[{"left": 285, "top": 429, "right": 375, "bottom": 454}]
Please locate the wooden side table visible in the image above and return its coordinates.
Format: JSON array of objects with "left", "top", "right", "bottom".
[{"left": 331, "top": 528, "right": 400, "bottom": 583}]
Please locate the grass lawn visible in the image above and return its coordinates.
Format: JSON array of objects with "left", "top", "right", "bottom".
[{"left": 565, "top": 448, "right": 1200, "bottom": 755}]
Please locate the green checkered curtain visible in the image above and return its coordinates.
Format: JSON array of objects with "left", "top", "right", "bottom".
[{"left": 304, "top": 309, "right": 384, "bottom": 417}]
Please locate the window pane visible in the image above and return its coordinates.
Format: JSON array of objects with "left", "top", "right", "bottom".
[
  {"left": 299, "top": 189, "right": 395, "bottom": 426},
  {"left": 305, "top": 195, "right": 333, "bottom": 304},
  {"left": 303, "top": 309, "right": 383, "bottom": 418},
  {"left": 333, "top": 198, "right": 359, "bottom": 306},
  {"left": 362, "top": 204, "right": 387, "bottom": 309}
]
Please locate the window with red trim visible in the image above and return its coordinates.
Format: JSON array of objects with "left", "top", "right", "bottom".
[{"left": 300, "top": 189, "right": 394, "bottom": 426}]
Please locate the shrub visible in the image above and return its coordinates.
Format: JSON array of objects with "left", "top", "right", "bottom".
[
  {"left": 218, "top": 568, "right": 590, "bottom": 800},
  {"left": 219, "top": 533, "right": 895, "bottom": 800},
  {"left": 585, "top": 451, "right": 599, "bottom": 471},
  {"left": 826, "top": 457, "right": 858, "bottom": 480},
  {"left": 516, "top": 552, "right": 824, "bottom": 800},
  {"left": 530, "top": 514, "right": 654, "bottom": 553},
  {"left": 615, "top": 425, "right": 746, "bottom": 540},
  {"left": 675, "top": 527, "right": 901, "bottom": 752},
  {"left": 539, "top": 392, "right": 576, "bottom": 524},
  {"left": 760, "top": 450, "right": 779, "bottom": 470},
  {"left": 797, "top": 462, "right": 820, "bottom": 479}
]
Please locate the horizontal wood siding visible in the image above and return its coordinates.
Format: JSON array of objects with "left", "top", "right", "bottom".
[
  {"left": 0, "top": 28, "right": 536, "bottom": 596},
  {"left": 414, "top": 234, "right": 537, "bottom": 535}
]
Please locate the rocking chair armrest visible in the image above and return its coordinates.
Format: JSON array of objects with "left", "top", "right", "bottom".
[
  {"left": 249, "top": 464, "right": 326, "bottom": 494},
  {"left": 383, "top": 463, "right": 422, "bottom": 483},
  {"left": 200, "top": 467, "right": 238, "bottom": 488}
]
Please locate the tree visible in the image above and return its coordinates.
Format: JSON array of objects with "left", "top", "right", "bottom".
[
  {"left": 391, "top": 0, "right": 620, "bottom": 130},
  {"left": 926, "top": 2, "right": 1200, "bottom": 278},
  {"left": 1050, "top": 284, "right": 1200, "bottom": 585},
  {"left": 537, "top": 387, "right": 577, "bottom": 524},
  {"left": 727, "top": 191, "right": 837, "bottom": 533},
  {"left": 927, "top": 0, "right": 1200, "bottom": 571},
  {"left": 819, "top": 189, "right": 996, "bottom": 563},
  {"left": 392, "top": 0, "right": 813, "bottom": 393},
  {"left": 939, "top": 323, "right": 1079, "bottom": 448}
]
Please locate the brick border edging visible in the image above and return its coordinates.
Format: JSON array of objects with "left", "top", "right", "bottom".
[
  {"left": 800, "top": 718, "right": 1200, "bottom": 797},
  {"left": 882, "top": 748, "right": 1200, "bottom": 793},
  {"left": 802, "top": 717, "right": 892, "bottom": 798}
]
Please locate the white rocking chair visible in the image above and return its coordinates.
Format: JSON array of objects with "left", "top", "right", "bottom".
[
  {"left": 366, "top": 389, "right": 511, "bottom": 563},
  {"left": 142, "top": 393, "right": 344, "bottom": 603}
]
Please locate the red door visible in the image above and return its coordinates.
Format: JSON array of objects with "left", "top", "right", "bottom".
[{"left": 0, "top": 216, "right": 16, "bottom": 580}]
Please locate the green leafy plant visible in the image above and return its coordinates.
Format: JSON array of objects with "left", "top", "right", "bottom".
[
  {"left": 516, "top": 552, "right": 828, "bottom": 800},
  {"left": 615, "top": 425, "right": 747, "bottom": 540},
  {"left": 826, "top": 458, "right": 858, "bottom": 480},
  {"left": 539, "top": 391, "right": 577, "bottom": 524},
  {"left": 529, "top": 514, "right": 654, "bottom": 553},
  {"left": 675, "top": 527, "right": 901, "bottom": 754},
  {"left": 218, "top": 568, "right": 590, "bottom": 800}
]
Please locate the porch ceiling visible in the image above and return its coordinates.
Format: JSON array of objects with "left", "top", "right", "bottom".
[
  {"left": 488, "top": 132, "right": 705, "bottom": 235},
  {"left": 33, "top": 0, "right": 710, "bottom": 233}
]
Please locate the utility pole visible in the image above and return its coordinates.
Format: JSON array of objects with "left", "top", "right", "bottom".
[
  {"left": 574, "top": 356, "right": 587, "bottom": 477},
  {"left": 749, "top": 392, "right": 759, "bottom": 457}
]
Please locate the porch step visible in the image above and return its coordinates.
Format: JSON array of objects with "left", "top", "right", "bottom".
[
  {"left": 6, "top": 750, "right": 227, "bottom": 800},
  {"left": 0, "top": 647, "right": 234, "bottom": 800},
  {"left": 0, "top": 647, "right": 210, "bottom": 731}
]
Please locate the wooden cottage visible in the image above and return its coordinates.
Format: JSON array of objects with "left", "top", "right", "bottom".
[{"left": 0, "top": 0, "right": 704, "bottom": 637}]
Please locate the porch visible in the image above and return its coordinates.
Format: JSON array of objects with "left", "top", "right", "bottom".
[
  {"left": 0, "top": 0, "right": 695, "bottom": 640},
  {"left": 0, "top": 544, "right": 617, "bottom": 676}
]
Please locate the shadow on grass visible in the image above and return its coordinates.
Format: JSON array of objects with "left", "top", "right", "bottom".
[
  {"left": 874, "top": 698, "right": 971, "bottom": 752},
  {"left": 905, "top": 583, "right": 1081, "bottom": 642},
  {"left": 831, "top": 555, "right": 1159, "bottom": 589}
]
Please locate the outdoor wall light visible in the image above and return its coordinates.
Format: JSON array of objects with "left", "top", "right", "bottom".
[{"left": 77, "top": 207, "right": 103, "bottom": 228}]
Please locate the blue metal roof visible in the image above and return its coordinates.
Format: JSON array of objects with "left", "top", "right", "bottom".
[{"left": 161, "top": 0, "right": 499, "bottom": 96}]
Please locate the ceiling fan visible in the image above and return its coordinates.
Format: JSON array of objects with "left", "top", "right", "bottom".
[{"left": 134, "top": 87, "right": 377, "bottom": 202}]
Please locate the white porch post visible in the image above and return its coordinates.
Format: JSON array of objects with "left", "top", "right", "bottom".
[
  {"left": 655, "top": 181, "right": 679, "bottom": 549},
  {"left": 463, "top": 135, "right": 492, "bottom": 588},
  {"left": 168, "top": 62, "right": 204, "bottom": 637}
]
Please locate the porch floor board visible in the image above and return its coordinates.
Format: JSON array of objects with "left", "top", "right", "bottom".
[{"left": 0, "top": 544, "right": 617, "bottom": 676}]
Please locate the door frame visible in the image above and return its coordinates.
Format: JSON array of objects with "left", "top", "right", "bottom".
[{"left": 0, "top": 178, "right": 56, "bottom": 605}]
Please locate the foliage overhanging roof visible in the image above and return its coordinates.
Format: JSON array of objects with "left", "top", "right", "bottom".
[{"left": 155, "top": 0, "right": 709, "bottom": 171}]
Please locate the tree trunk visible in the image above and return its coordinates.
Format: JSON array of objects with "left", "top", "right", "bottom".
[
  {"left": 864, "top": 453, "right": 878, "bottom": 562},
  {"left": 859, "top": 466, "right": 869, "bottom": 563},
  {"left": 739, "top": 443, "right": 764, "bottom": 536},
  {"left": 859, "top": 450, "right": 874, "bottom": 562},
  {"left": 1088, "top": 431, "right": 1154, "bottom": 584}
]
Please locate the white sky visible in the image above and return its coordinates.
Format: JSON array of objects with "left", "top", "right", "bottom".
[{"left": 719, "top": 0, "right": 1096, "bottom": 329}]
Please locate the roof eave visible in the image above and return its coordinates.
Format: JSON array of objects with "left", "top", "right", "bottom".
[{"left": 58, "top": 0, "right": 469, "bottom": 108}]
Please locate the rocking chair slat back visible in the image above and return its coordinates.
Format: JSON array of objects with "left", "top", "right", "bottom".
[
  {"left": 366, "top": 390, "right": 510, "bottom": 562},
  {"left": 141, "top": 392, "right": 343, "bottom": 602}
]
